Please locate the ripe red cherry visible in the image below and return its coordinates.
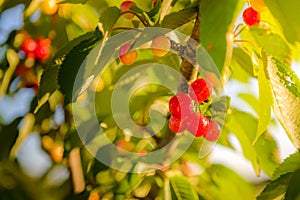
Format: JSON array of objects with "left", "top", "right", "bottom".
[
  {"left": 186, "top": 113, "right": 209, "bottom": 137},
  {"left": 21, "top": 38, "right": 37, "bottom": 55},
  {"left": 169, "top": 93, "right": 192, "bottom": 119},
  {"left": 169, "top": 116, "right": 188, "bottom": 133},
  {"left": 35, "top": 38, "right": 51, "bottom": 60},
  {"left": 204, "top": 120, "right": 220, "bottom": 142},
  {"left": 119, "top": 43, "right": 138, "bottom": 65},
  {"left": 188, "top": 78, "right": 211, "bottom": 102},
  {"left": 242, "top": 7, "right": 260, "bottom": 26},
  {"left": 120, "top": 1, "right": 136, "bottom": 19}
]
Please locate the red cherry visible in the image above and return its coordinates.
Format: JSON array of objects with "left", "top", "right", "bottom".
[
  {"left": 36, "top": 38, "right": 51, "bottom": 46},
  {"left": 242, "top": 7, "right": 260, "bottom": 26},
  {"left": 169, "top": 115, "right": 188, "bottom": 133},
  {"left": 119, "top": 43, "right": 138, "bottom": 65},
  {"left": 35, "top": 38, "right": 51, "bottom": 60},
  {"left": 204, "top": 120, "right": 220, "bottom": 142},
  {"left": 120, "top": 1, "right": 136, "bottom": 19},
  {"left": 21, "top": 38, "right": 37, "bottom": 55},
  {"left": 169, "top": 93, "right": 192, "bottom": 119},
  {"left": 188, "top": 78, "right": 211, "bottom": 102},
  {"left": 186, "top": 113, "right": 209, "bottom": 137}
]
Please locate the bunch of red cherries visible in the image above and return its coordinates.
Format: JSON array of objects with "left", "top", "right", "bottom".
[
  {"left": 14, "top": 35, "right": 52, "bottom": 94},
  {"left": 168, "top": 78, "right": 220, "bottom": 142}
]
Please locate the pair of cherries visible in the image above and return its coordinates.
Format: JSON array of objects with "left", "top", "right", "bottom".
[
  {"left": 21, "top": 37, "right": 51, "bottom": 61},
  {"left": 168, "top": 78, "right": 220, "bottom": 142}
]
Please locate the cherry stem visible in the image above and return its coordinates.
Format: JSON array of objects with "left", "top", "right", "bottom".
[
  {"left": 233, "top": 24, "right": 246, "bottom": 38},
  {"left": 122, "top": 11, "right": 148, "bottom": 26},
  {"left": 234, "top": 39, "right": 259, "bottom": 50}
]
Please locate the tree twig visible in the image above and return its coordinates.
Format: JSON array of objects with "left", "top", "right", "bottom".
[{"left": 177, "top": 8, "right": 200, "bottom": 93}]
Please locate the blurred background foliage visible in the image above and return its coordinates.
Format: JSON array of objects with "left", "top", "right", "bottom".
[{"left": 0, "top": 0, "right": 300, "bottom": 199}]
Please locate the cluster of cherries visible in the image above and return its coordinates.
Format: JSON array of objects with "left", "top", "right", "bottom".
[
  {"left": 242, "top": 0, "right": 268, "bottom": 26},
  {"left": 15, "top": 35, "right": 52, "bottom": 94},
  {"left": 21, "top": 37, "right": 51, "bottom": 61},
  {"left": 168, "top": 78, "right": 220, "bottom": 142}
]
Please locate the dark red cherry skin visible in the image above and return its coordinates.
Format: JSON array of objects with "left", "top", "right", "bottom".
[
  {"left": 169, "top": 93, "right": 192, "bottom": 119},
  {"left": 186, "top": 112, "right": 210, "bottom": 137},
  {"left": 188, "top": 78, "right": 211, "bottom": 103},
  {"left": 21, "top": 38, "right": 37, "bottom": 55},
  {"left": 35, "top": 38, "right": 51, "bottom": 60},
  {"left": 169, "top": 115, "right": 188, "bottom": 133}
]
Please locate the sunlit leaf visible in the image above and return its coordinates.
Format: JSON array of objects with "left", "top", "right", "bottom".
[
  {"left": 267, "top": 57, "right": 300, "bottom": 148},
  {"left": 170, "top": 175, "right": 199, "bottom": 200},
  {"left": 232, "top": 48, "right": 254, "bottom": 77},
  {"left": 200, "top": 0, "right": 243, "bottom": 71},
  {"left": 243, "top": 26, "right": 292, "bottom": 64},
  {"left": 160, "top": 6, "right": 197, "bottom": 30},
  {"left": 254, "top": 132, "right": 280, "bottom": 176},
  {"left": 253, "top": 52, "right": 273, "bottom": 144},
  {"left": 264, "top": 0, "right": 300, "bottom": 44},
  {"left": 225, "top": 110, "right": 260, "bottom": 175},
  {"left": 199, "top": 164, "right": 255, "bottom": 200}
]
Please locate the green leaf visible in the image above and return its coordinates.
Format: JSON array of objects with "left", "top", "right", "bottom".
[
  {"left": 285, "top": 169, "right": 300, "bottom": 200},
  {"left": 227, "top": 110, "right": 280, "bottom": 176},
  {"left": 199, "top": 164, "right": 255, "bottom": 200},
  {"left": 225, "top": 110, "right": 260, "bottom": 175},
  {"left": 272, "top": 150, "right": 300, "bottom": 181},
  {"left": 58, "top": 0, "right": 88, "bottom": 4},
  {"left": 160, "top": 6, "right": 198, "bottom": 29},
  {"left": 147, "top": 0, "right": 161, "bottom": 17},
  {"left": 38, "top": 31, "right": 96, "bottom": 100},
  {"left": 264, "top": 0, "right": 300, "bottom": 44},
  {"left": 58, "top": 29, "right": 103, "bottom": 102},
  {"left": 254, "top": 132, "right": 280, "bottom": 176},
  {"left": 0, "top": 118, "right": 21, "bottom": 161},
  {"left": 257, "top": 173, "right": 293, "bottom": 200},
  {"left": 170, "top": 176, "right": 199, "bottom": 200},
  {"left": 100, "top": 7, "right": 122, "bottom": 33},
  {"left": 267, "top": 58, "right": 300, "bottom": 148},
  {"left": 242, "top": 26, "right": 292, "bottom": 64},
  {"left": 232, "top": 48, "right": 254, "bottom": 77},
  {"left": 200, "top": 0, "right": 243, "bottom": 71},
  {"left": 253, "top": 52, "right": 273, "bottom": 144}
]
